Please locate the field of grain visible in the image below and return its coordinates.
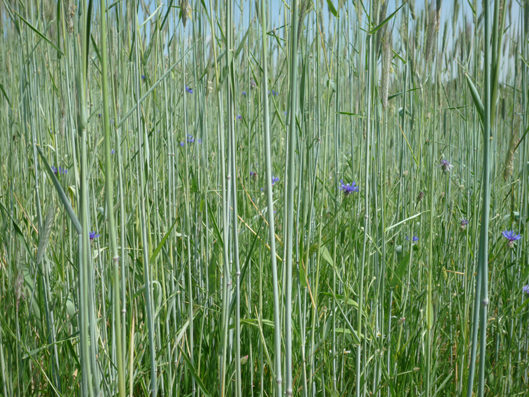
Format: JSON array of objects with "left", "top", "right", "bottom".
[{"left": 0, "top": 0, "right": 528, "bottom": 396}]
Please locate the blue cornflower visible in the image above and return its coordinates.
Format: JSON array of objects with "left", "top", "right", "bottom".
[
  {"left": 339, "top": 179, "right": 359, "bottom": 195},
  {"left": 185, "top": 86, "right": 193, "bottom": 94},
  {"left": 187, "top": 134, "right": 195, "bottom": 143},
  {"left": 438, "top": 159, "right": 453, "bottom": 173},
  {"left": 111, "top": 149, "right": 115, "bottom": 154},
  {"left": 198, "top": 139, "right": 202, "bottom": 144},
  {"left": 413, "top": 236, "right": 419, "bottom": 242},
  {"left": 460, "top": 219, "right": 469, "bottom": 231},
  {"left": 284, "top": 111, "right": 288, "bottom": 116},
  {"left": 272, "top": 176, "right": 280, "bottom": 185},
  {"left": 141, "top": 75, "right": 145, "bottom": 80},
  {"left": 523, "top": 285, "right": 529, "bottom": 296},
  {"left": 242, "top": 91, "right": 247, "bottom": 96},
  {"left": 180, "top": 142, "right": 185, "bottom": 147},
  {"left": 237, "top": 115, "right": 242, "bottom": 120},
  {"left": 503, "top": 230, "right": 521, "bottom": 248},
  {"left": 89, "top": 231, "right": 101, "bottom": 241},
  {"left": 52, "top": 166, "right": 67, "bottom": 175},
  {"left": 250, "top": 171, "right": 257, "bottom": 180},
  {"left": 272, "top": 90, "right": 279, "bottom": 96}
]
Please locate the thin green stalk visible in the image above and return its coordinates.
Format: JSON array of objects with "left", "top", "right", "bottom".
[
  {"left": 99, "top": 0, "right": 125, "bottom": 395},
  {"left": 133, "top": 8, "right": 157, "bottom": 395}
]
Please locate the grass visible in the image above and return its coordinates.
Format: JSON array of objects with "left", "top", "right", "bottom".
[{"left": 0, "top": 0, "right": 528, "bottom": 396}]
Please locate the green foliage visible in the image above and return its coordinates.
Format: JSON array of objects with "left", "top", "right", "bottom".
[{"left": 0, "top": 1, "right": 527, "bottom": 397}]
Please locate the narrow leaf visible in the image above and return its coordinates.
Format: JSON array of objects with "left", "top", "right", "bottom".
[
  {"left": 465, "top": 73, "right": 484, "bottom": 122},
  {"left": 13, "top": 10, "right": 63, "bottom": 55},
  {"left": 327, "top": 0, "right": 338, "bottom": 17},
  {"left": 370, "top": 4, "right": 404, "bottom": 35},
  {"left": 149, "top": 218, "right": 177, "bottom": 263}
]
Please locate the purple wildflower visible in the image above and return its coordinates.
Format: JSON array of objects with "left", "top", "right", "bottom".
[
  {"left": 89, "top": 231, "right": 101, "bottom": 241},
  {"left": 237, "top": 115, "right": 242, "bottom": 120},
  {"left": 52, "top": 166, "right": 67, "bottom": 175},
  {"left": 185, "top": 86, "right": 193, "bottom": 94},
  {"left": 242, "top": 91, "right": 247, "bottom": 96},
  {"left": 187, "top": 134, "right": 195, "bottom": 143},
  {"left": 460, "top": 219, "right": 469, "bottom": 231},
  {"left": 272, "top": 176, "right": 280, "bottom": 185},
  {"left": 438, "top": 159, "right": 453, "bottom": 173},
  {"left": 523, "top": 285, "right": 529, "bottom": 296},
  {"left": 503, "top": 230, "right": 521, "bottom": 248},
  {"left": 111, "top": 149, "right": 115, "bottom": 154},
  {"left": 339, "top": 179, "right": 359, "bottom": 195},
  {"left": 141, "top": 75, "right": 145, "bottom": 80},
  {"left": 180, "top": 142, "right": 184, "bottom": 147}
]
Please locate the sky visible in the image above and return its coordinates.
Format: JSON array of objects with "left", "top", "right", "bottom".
[{"left": 135, "top": 0, "right": 521, "bottom": 82}]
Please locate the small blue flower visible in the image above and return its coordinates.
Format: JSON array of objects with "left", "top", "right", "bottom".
[
  {"left": 187, "top": 134, "right": 195, "bottom": 143},
  {"left": 272, "top": 176, "right": 280, "bottom": 185},
  {"left": 89, "top": 231, "right": 101, "bottom": 241},
  {"left": 503, "top": 230, "right": 521, "bottom": 248},
  {"left": 111, "top": 149, "right": 115, "bottom": 154},
  {"left": 237, "top": 115, "right": 242, "bottom": 120},
  {"left": 413, "top": 236, "right": 419, "bottom": 242},
  {"left": 141, "top": 75, "right": 145, "bottom": 80},
  {"left": 284, "top": 111, "right": 288, "bottom": 116},
  {"left": 339, "top": 179, "right": 359, "bottom": 195},
  {"left": 198, "top": 139, "right": 202, "bottom": 144},
  {"left": 523, "top": 285, "right": 529, "bottom": 296},
  {"left": 186, "top": 86, "right": 193, "bottom": 94},
  {"left": 52, "top": 166, "right": 67, "bottom": 175},
  {"left": 242, "top": 91, "right": 247, "bottom": 96},
  {"left": 180, "top": 142, "right": 184, "bottom": 147},
  {"left": 460, "top": 219, "right": 469, "bottom": 231},
  {"left": 503, "top": 230, "right": 521, "bottom": 242}
]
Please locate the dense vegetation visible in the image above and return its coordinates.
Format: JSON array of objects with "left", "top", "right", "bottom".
[{"left": 0, "top": 0, "right": 528, "bottom": 396}]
